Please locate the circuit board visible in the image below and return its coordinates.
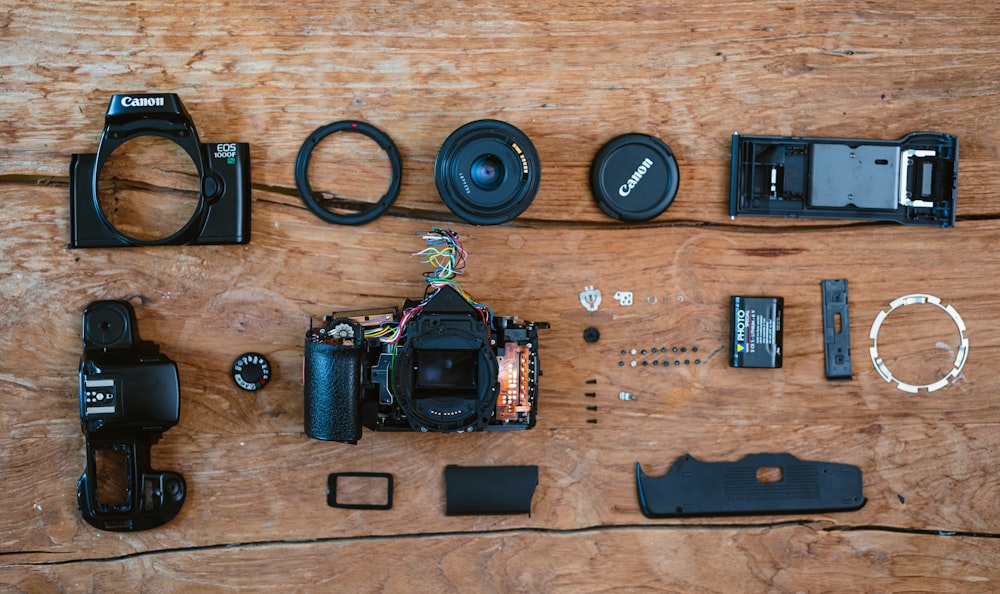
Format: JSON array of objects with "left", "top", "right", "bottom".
[{"left": 495, "top": 343, "right": 532, "bottom": 422}]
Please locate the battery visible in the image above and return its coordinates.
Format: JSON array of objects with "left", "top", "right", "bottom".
[{"left": 729, "top": 296, "right": 784, "bottom": 368}]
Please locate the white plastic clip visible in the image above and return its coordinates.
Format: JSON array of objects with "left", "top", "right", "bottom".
[
  {"left": 579, "top": 286, "right": 602, "bottom": 312},
  {"left": 613, "top": 291, "right": 634, "bottom": 306}
]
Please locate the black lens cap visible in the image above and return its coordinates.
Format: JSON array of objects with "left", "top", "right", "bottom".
[{"left": 590, "top": 133, "right": 679, "bottom": 221}]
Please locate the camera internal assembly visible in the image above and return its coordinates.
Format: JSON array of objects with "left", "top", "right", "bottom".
[
  {"left": 304, "top": 229, "right": 548, "bottom": 443},
  {"left": 77, "top": 300, "right": 186, "bottom": 531},
  {"left": 730, "top": 131, "right": 958, "bottom": 226},
  {"left": 70, "top": 93, "right": 251, "bottom": 247},
  {"left": 435, "top": 120, "right": 541, "bottom": 225}
]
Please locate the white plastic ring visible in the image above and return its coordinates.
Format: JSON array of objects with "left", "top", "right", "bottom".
[{"left": 868, "top": 294, "right": 969, "bottom": 393}]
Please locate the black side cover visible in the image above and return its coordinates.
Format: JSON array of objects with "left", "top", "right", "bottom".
[
  {"left": 445, "top": 465, "right": 538, "bottom": 515},
  {"left": 637, "top": 453, "right": 865, "bottom": 518}
]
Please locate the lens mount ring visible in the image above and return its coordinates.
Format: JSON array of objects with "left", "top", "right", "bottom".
[
  {"left": 295, "top": 121, "right": 402, "bottom": 226},
  {"left": 434, "top": 119, "right": 540, "bottom": 226},
  {"left": 391, "top": 321, "right": 499, "bottom": 432}
]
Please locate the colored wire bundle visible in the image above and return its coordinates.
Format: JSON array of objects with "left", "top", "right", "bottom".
[
  {"left": 413, "top": 227, "right": 467, "bottom": 282},
  {"left": 363, "top": 228, "right": 492, "bottom": 344}
]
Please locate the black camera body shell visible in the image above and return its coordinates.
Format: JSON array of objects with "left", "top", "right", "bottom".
[
  {"left": 69, "top": 93, "right": 251, "bottom": 247},
  {"left": 77, "top": 300, "right": 185, "bottom": 531},
  {"left": 304, "top": 286, "right": 545, "bottom": 443}
]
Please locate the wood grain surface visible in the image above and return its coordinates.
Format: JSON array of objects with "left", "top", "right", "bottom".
[{"left": 2, "top": 1, "right": 999, "bottom": 591}]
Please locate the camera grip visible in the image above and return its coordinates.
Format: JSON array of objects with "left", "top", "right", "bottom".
[{"left": 303, "top": 340, "right": 362, "bottom": 443}]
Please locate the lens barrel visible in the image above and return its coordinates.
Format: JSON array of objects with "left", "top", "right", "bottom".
[{"left": 434, "top": 120, "right": 540, "bottom": 225}]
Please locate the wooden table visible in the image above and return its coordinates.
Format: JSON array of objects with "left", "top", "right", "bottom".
[{"left": 3, "top": 1, "right": 998, "bottom": 591}]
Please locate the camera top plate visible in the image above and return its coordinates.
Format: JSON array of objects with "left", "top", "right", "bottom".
[{"left": 77, "top": 300, "right": 186, "bottom": 531}]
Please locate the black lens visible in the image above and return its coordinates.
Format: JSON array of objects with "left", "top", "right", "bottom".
[
  {"left": 470, "top": 155, "right": 505, "bottom": 191},
  {"left": 434, "top": 120, "right": 540, "bottom": 225}
]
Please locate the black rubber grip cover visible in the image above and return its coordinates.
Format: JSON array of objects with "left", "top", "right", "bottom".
[
  {"left": 444, "top": 465, "right": 539, "bottom": 515},
  {"left": 637, "top": 453, "right": 865, "bottom": 518},
  {"left": 303, "top": 340, "right": 362, "bottom": 443}
]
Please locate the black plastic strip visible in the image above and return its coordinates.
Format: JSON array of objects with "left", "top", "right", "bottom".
[
  {"left": 327, "top": 472, "right": 393, "bottom": 510},
  {"left": 445, "top": 465, "right": 538, "bottom": 516},
  {"left": 636, "top": 453, "right": 865, "bottom": 518},
  {"left": 822, "top": 279, "right": 853, "bottom": 380}
]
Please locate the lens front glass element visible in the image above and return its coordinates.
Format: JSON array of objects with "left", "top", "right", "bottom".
[{"left": 469, "top": 154, "right": 505, "bottom": 191}]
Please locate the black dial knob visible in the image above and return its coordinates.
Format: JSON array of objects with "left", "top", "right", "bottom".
[{"left": 231, "top": 352, "right": 271, "bottom": 391}]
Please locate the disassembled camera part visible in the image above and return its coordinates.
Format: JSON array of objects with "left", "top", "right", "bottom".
[
  {"left": 869, "top": 294, "right": 969, "bottom": 393},
  {"left": 730, "top": 296, "right": 784, "bottom": 368},
  {"left": 619, "top": 391, "right": 635, "bottom": 401},
  {"left": 821, "top": 280, "right": 852, "bottom": 380},
  {"left": 583, "top": 327, "right": 601, "bottom": 343},
  {"left": 304, "top": 229, "right": 548, "bottom": 443},
  {"left": 636, "top": 453, "right": 865, "bottom": 518},
  {"left": 613, "top": 291, "right": 634, "bottom": 306},
  {"left": 70, "top": 94, "right": 251, "bottom": 247},
  {"left": 327, "top": 472, "right": 393, "bottom": 510},
  {"left": 77, "top": 300, "right": 185, "bottom": 531},
  {"left": 617, "top": 345, "right": 704, "bottom": 369},
  {"left": 730, "top": 131, "right": 958, "bottom": 227},
  {"left": 231, "top": 352, "right": 272, "bottom": 391},
  {"left": 579, "top": 286, "right": 602, "bottom": 312},
  {"left": 295, "top": 121, "right": 402, "bottom": 225},
  {"left": 445, "top": 465, "right": 538, "bottom": 516},
  {"left": 591, "top": 133, "right": 679, "bottom": 221},
  {"left": 435, "top": 120, "right": 540, "bottom": 225}
]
